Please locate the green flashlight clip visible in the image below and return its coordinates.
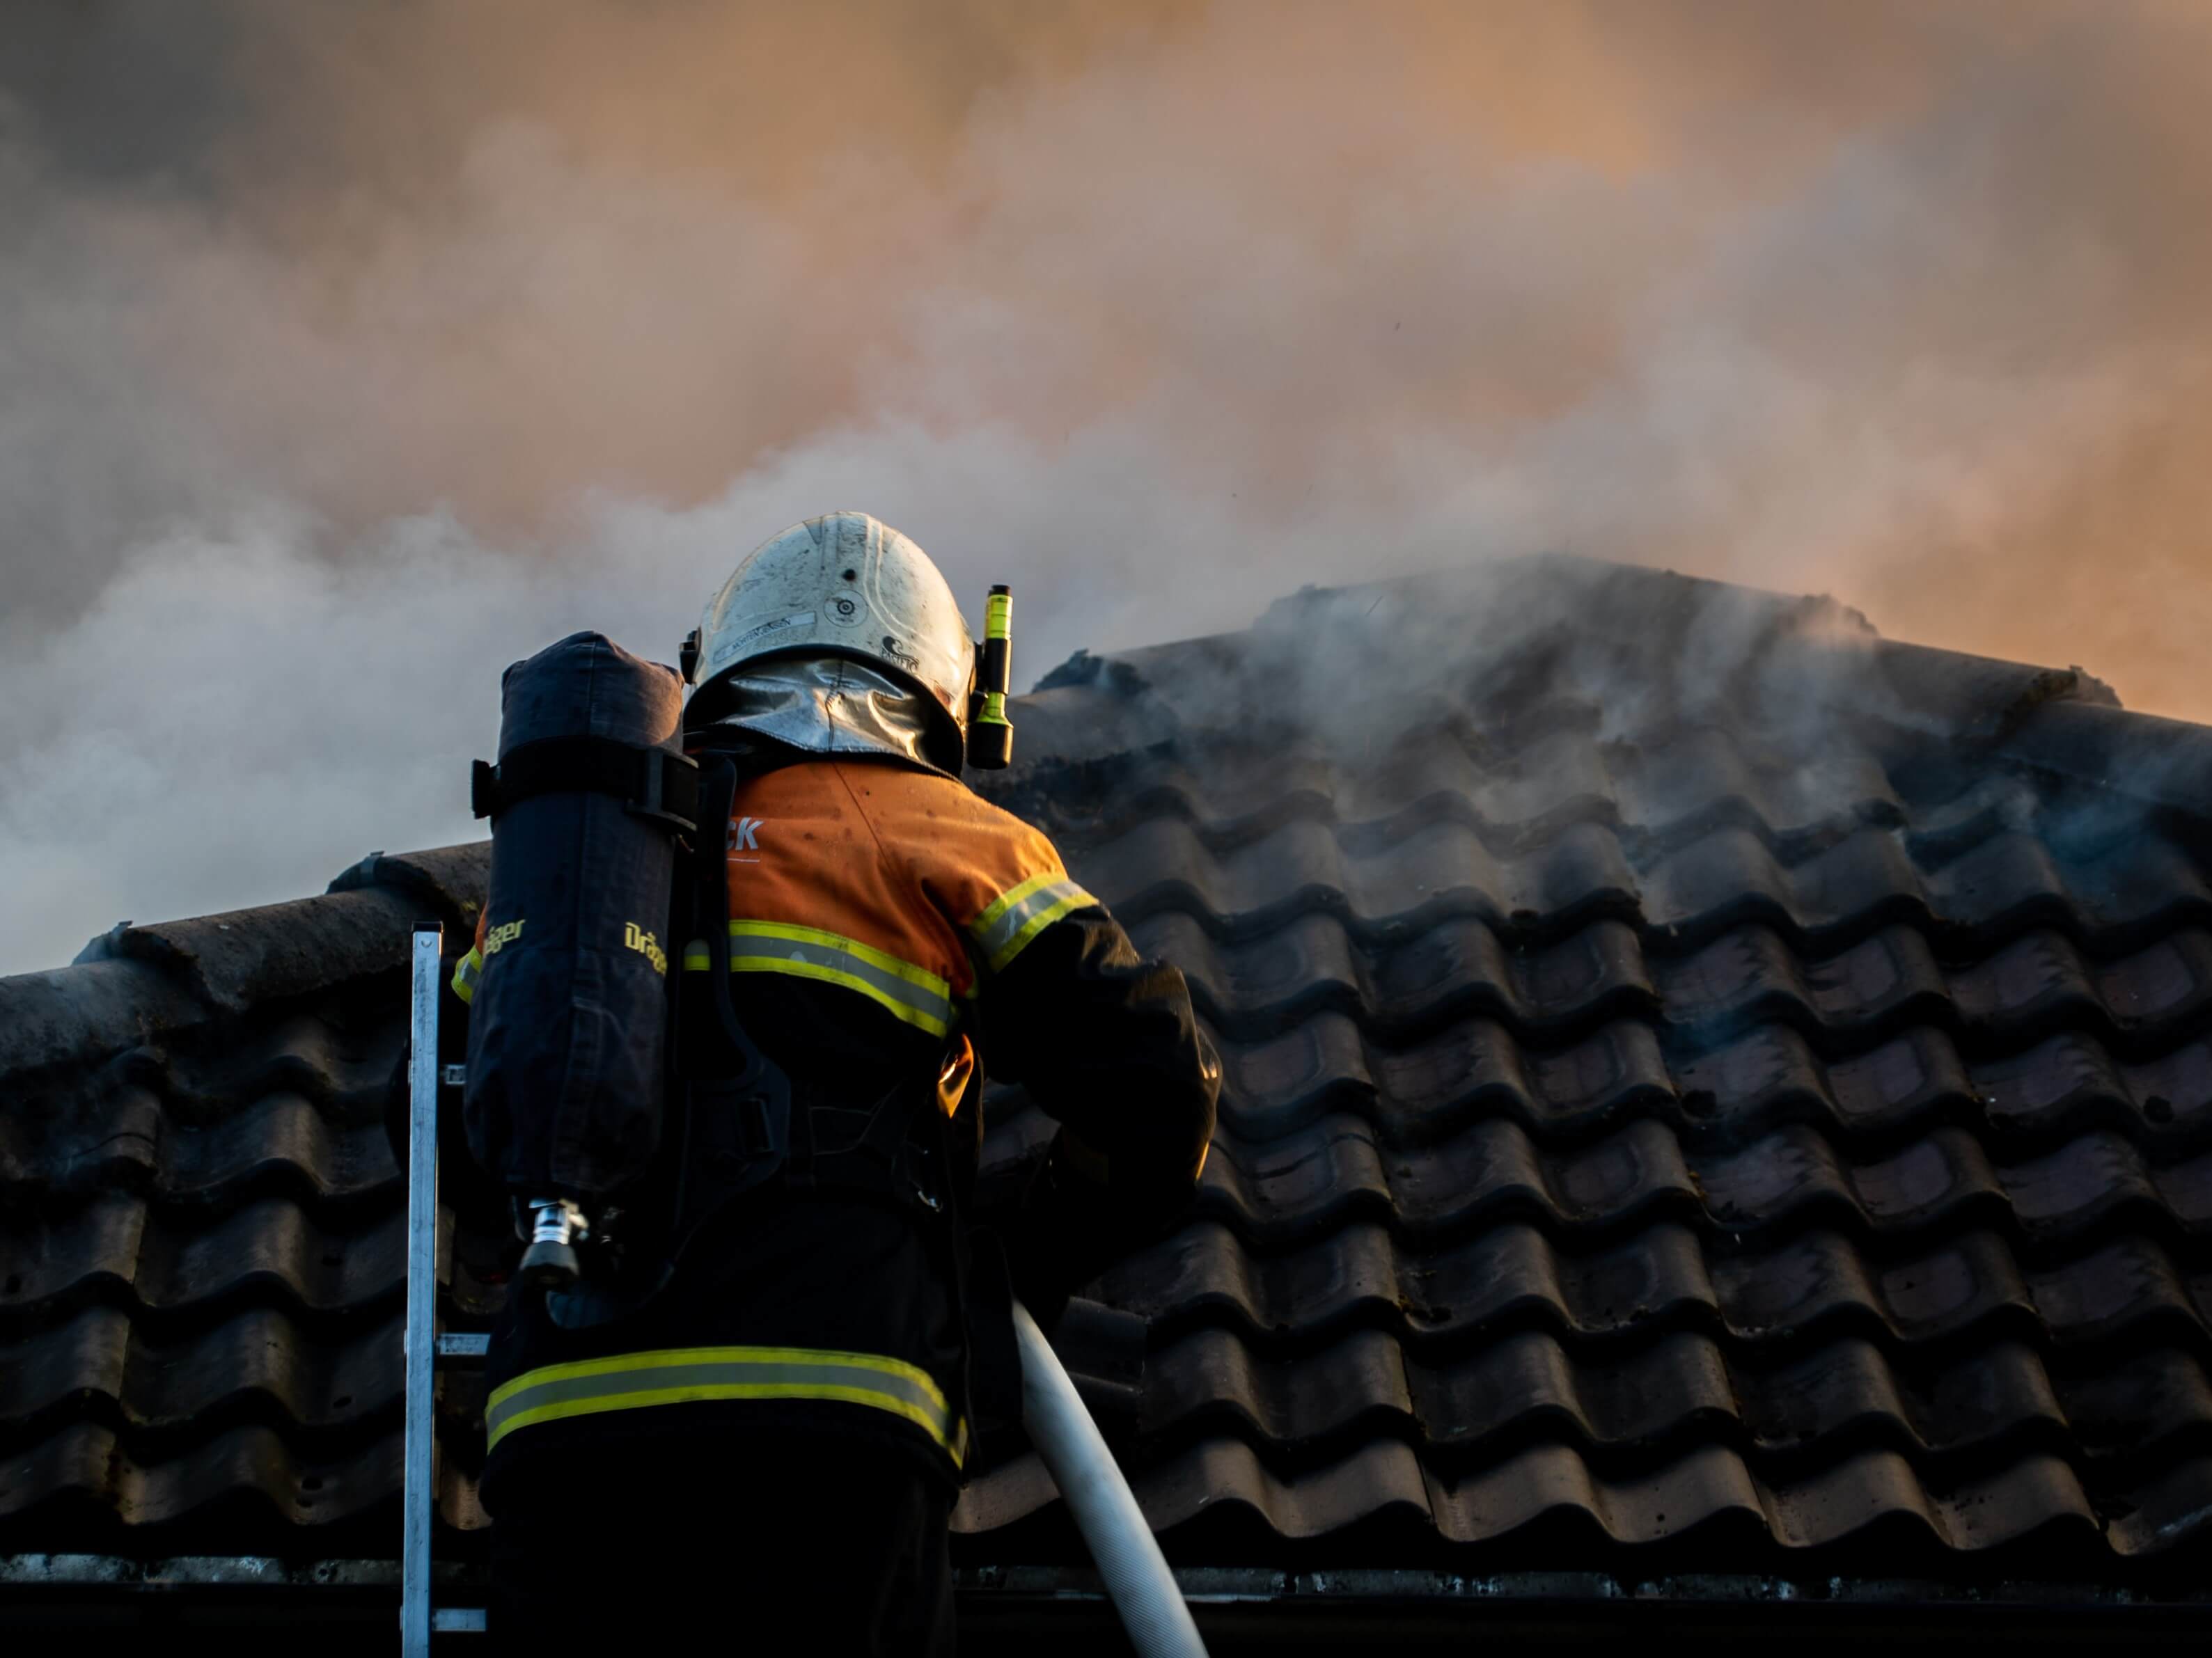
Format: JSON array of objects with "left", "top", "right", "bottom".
[{"left": 967, "top": 584, "right": 1014, "bottom": 770}]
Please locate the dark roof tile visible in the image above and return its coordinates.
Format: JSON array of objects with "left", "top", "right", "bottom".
[{"left": 1, "top": 1194, "right": 400, "bottom": 1324}]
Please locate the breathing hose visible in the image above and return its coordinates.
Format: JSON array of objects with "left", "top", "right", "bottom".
[{"left": 1012, "top": 1299, "right": 1209, "bottom": 1657}]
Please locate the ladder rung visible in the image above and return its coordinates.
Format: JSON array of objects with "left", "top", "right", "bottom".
[
  {"left": 432, "top": 1607, "right": 488, "bottom": 1633},
  {"left": 435, "top": 1332, "right": 490, "bottom": 1366}
]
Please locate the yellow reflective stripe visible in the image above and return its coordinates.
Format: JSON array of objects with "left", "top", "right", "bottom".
[
  {"left": 450, "top": 947, "right": 483, "bottom": 1005},
  {"left": 725, "top": 921, "right": 955, "bottom": 1036},
  {"left": 485, "top": 1344, "right": 963, "bottom": 1464},
  {"left": 728, "top": 920, "right": 948, "bottom": 994},
  {"left": 492, "top": 1382, "right": 957, "bottom": 1451},
  {"left": 682, "top": 941, "right": 711, "bottom": 971},
  {"left": 489, "top": 1342, "right": 951, "bottom": 1409},
  {"left": 994, "top": 885, "right": 1091, "bottom": 970},
  {"left": 972, "top": 871, "right": 1055, "bottom": 939},
  {"left": 970, "top": 873, "right": 1097, "bottom": 972}
]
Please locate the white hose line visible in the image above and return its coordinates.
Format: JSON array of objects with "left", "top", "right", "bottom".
[{"left": 1012, "top": 1299, "right": 1209, "bottom": 1658}]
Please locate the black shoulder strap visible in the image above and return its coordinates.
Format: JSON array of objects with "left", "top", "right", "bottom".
[
  {"left": 679, "top": 752, "right": 792, "bottom": 1152},
  {"left": 471, "top": 736, "right": 700, "bottom": 832}
]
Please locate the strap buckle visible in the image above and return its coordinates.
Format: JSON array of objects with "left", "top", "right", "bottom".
[
  {"left": 469, "top": 757, "right": 500, "bottom": 820},
  {"left": 626, "top": 747, "right": 700, "bottom": 834}
]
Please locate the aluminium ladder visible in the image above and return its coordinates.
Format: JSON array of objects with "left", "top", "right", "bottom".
[{"left": 402, "top": 923, "right": 488, "bottom": 1650}]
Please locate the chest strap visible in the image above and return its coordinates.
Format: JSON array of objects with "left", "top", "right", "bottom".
[{"left": 472, "top": 735, "right": 700, "bottom": 833}]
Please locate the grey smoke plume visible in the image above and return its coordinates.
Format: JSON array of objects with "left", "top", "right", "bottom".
[{"left": 2, "top": 0, "right": 2209, "bottom": 973}]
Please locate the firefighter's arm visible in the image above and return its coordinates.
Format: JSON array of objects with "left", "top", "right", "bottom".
[
  {"left": 977, "top": 908, "right": 1218, "bottom": 1215},
  {"left": 972, "top": 903, "right": 1221, "bottom": 1325},
  {"left": 920, "top": 794, "right": 1216, "bottom": 1311}
]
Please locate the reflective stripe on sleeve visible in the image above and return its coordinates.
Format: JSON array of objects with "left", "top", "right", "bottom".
[
  {"left": 725, "top": 920, "right": 955, "bottom": 1036},
  {"left": 450, "top": 947, "right": 483, "bottom": 1005},
  {"left": 970, "top": 872, "right": 1097, "bottom": 972},
  {"left": 485, "top": 1343, "right": 966, "bottom": 1464}
]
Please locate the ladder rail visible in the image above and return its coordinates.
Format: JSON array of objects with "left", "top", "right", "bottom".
[{"left": 401, "top": 924, "right": 444, "bottom": 1655}]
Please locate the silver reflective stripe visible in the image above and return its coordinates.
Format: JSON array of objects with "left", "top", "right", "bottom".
[
  {"left": 725, "top": 924, "right": 955, "bottom": 1034},
  {"left": 450, "top": 948, "right": 483, "bottom": 1005},
  {"left": 971, "top": 875, "right": 1097, "bottom": 972},
  {"left": 485, "top": 1345, "right": 962, "bottom": 1462}
]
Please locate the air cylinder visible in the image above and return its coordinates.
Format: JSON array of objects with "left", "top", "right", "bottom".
[{"left": 464, "top": 631, "right": 685, "bottom": 1199}]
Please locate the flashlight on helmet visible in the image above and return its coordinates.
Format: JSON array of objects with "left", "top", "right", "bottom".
[{"left": 967, "top": 585, "right": 1014, "bottom": 770}]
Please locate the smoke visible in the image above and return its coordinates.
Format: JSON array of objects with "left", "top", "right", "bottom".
[{"left": 3, "top": 0, "right": 2209, "bottom": 973}]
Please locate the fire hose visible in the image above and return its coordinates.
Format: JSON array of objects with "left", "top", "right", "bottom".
[{"left": 1012, "top": 1299, "right": 1209, "bottom": 1657}]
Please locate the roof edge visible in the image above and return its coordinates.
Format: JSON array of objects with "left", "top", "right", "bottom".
[{"left": 0, "top": 842, "right": 489, "bottom": 1081}]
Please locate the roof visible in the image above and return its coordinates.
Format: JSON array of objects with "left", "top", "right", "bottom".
[{"left": 4, "top": 556, "right": 2211, "bottom": 1600}]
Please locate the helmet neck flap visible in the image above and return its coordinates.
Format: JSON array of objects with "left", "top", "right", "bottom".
[{"left": 692, "top": 652, "right": 960, "bottom": 777}]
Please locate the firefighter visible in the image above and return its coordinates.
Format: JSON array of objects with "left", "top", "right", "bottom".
[{"left": 453, "top": 512, "right": 1220, "bottom": 1650}]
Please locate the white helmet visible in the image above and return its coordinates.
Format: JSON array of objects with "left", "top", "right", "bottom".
[{"left": 689, "top": 512, "right": 975, "bottom": 753}]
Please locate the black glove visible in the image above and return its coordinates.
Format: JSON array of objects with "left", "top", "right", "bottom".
[{"left": 999, "top": 1132, "right": 1150, "bottom": 1334}]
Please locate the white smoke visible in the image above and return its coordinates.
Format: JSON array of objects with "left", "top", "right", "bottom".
[{"left": 3, "top": 1, "right": 2209, "bottom": 973}]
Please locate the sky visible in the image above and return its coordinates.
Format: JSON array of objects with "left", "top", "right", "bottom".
[{"left": 3, "top": 0, "right": 2209, "bottom": 974}]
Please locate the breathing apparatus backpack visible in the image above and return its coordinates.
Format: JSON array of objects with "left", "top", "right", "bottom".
[
  {"left": 463, "top": 630, "right": 962, "bottom": 1329},
  {"left": 462, "top": 633, "right": 712, "bottom": 1289}
]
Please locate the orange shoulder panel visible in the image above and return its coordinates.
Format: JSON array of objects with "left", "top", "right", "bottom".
[
  {"left": 853, "top": 766, "right": 1099, "bottom": 977},
  {"left": 721, "top": 760, "right": 1085, "bottom": 1004}
]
